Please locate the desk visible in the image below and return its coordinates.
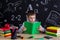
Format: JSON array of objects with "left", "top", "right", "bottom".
[
  {"left": 0, "top": 33, "right": 59, "bottom": 40},
  {"left": 17, "top": 33, "right": 59, "bottom": 40}
]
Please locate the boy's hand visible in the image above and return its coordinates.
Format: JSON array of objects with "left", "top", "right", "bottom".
[
  {"left": 38, "top": 27, "right": 44, "bottom": 32},
  {"left": 22, "top": 27, "right": 26, "bottom": 31}
]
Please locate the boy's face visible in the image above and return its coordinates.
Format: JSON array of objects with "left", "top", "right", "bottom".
[{"left": 27, "top": 14, "right": 36, "bottom": 22}]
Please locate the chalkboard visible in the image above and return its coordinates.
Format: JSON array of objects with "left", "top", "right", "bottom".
[
  {"left": 0, "top": 0, "right": 60, "bottom": 27},
  {"left": 0, "top": 12, "right": 4, "bottom": 27},
  {"left": 46, "top": 10, "right": 60, "bottom": 26}
]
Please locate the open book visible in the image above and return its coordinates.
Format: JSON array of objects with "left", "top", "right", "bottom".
[{"left": 24, "top": 21, "right": 41, "bottom": 34}]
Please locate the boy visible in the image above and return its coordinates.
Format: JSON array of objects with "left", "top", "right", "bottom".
[{"left": 19, "top": 10, "right": 45, "bottom": 33}]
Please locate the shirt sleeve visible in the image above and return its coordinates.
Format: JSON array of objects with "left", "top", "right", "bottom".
[{"left": 18, "top": 23, "right": 24, "bottom": 33}]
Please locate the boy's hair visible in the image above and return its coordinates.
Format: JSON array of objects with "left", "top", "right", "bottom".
[{"left": 26, "top": 10, "right": 36, "bottom": 17}]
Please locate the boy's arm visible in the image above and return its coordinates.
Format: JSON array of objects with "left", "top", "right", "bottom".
[
  {"left": 38, "top": 25, "right": 45, "bottom": 32},
  {"left": 18, "top": 23, "right": 26, "bottom": 33},
  {"left": 18, "top": 23, "right": 24, "bottom": 33}
]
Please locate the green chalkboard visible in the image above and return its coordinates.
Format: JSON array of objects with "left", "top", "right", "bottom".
[{"left": 24, "top": 21, "right": 41, "bottom": 34}]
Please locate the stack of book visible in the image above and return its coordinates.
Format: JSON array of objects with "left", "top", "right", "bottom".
[
  {"left": 0, "top": 29, "right": 11, "bottom": 37},
  {"left": 46, "top": 26, "right": 60, "bottom": 37},
  {"left": 0, "top": 24, "right": 11, "bottom": 37}
]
